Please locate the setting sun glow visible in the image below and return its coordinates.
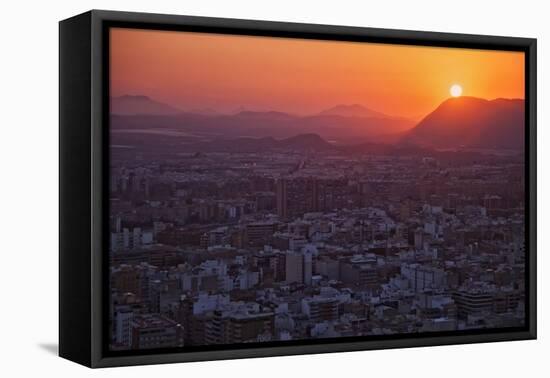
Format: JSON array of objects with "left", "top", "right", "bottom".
[
  {"left": 111, "top": 29, "right": 524, "bottom": 117},
  {"left": 450, "top": 84, "right": 463, "bottom": 97}
]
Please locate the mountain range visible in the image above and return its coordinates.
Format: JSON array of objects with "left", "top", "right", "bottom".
[
  {"left": 186, "top": 133, "right": 336, "bottom": 153},
  {"left": 318, "top": 104, "right": 395, "bottom": 119},
  {"left": 111, "top": 95, "right": 525, "bottom": 150},
  {"left": 111, "top": 95, "right": 182, "bottom": 115},
  {"left": 111, "top": 98, "right": 414, "bottom": 143}
]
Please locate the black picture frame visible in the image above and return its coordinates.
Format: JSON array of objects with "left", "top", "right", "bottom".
[{"left": 59, "top": 9, "right": 537, "bottom": 368}]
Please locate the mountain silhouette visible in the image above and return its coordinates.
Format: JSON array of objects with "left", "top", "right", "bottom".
[
  {"left": 234, "top": 110, "right": 296, "bottom": 121},
  {"left": 319, "top": 104, "right": 391, "bottom": 119},
  {"left": 280, "top": 133, "right": 334, "bottom": 150},
  {"left": 188, "top": 107, "right": 219, "bottom": 116},
  {"left": 111, "top": 95, "right": 182, "bottom": 115},
  {"left": 112, "top": 109, "right": 414, "bottom": 144},
  {"left": 402, "top": 97, "right": 524, "bottom": 149}
]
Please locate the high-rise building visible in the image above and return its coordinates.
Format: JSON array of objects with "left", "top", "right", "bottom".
[
  {"left": 114, "top": 307, "right": 134, "bottom": 347},
  {"left": 301, "top": 297, "right": 339, "bottom": 322},
  {"left": 205, "top": 309, "right": 275, "bottom": 345},
  {"left": 285, "top": 252, "right": 303, "bottom": 284},
  {"left": 401, "top": 263, "right": 446, "bottom": 292},
  {"left": 414, "top": 228, "right": 424, "bottom": 250},
  {"left": 285, "top": 251, "right": 313, "bottom": 285},
  {"left": 246, "top": 221, "right": 277, "bottom": 247},
  {"left": 111, "top": 226, "right": 154, "bottom": 252},
  {"left": 276, "top": 177, "right": 322, "bottom": 219},
  {"left": 130, "top": 314, "right": 183, "bottom": 349},
  {"left": 453, "top": 290, "right": 494, "bottom": 318},
  {"left": 303, "top": 252, "right": 313, "bottom": 286},
  {"left": 276, "top": 178, "right": 288, "bottom": 219},
  {"left": 339, "top": 262, "right": 378, "bottom": 286}
]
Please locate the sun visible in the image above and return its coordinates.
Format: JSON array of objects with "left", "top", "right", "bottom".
[{"left": 450, "top": 84, "right": 463, "bottom": 97}]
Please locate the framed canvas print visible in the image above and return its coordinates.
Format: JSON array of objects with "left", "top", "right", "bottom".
[{"left": 59, "top": 10, "right": 536, "bottom": 368}]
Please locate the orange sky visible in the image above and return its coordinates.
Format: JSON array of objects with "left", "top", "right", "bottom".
[{"left": 110, "top": 28, "right": 525, "bottom": 118}]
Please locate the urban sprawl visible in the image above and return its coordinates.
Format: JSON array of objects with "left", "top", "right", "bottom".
[{"left": 109, "top": 146, "right": 525, "bottom": 350}]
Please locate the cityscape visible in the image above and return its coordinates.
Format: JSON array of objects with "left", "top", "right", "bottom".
[{"left": 108, "top": 28, "right": 526, "bottom": 351}]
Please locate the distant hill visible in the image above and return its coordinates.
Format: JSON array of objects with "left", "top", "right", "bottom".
[
  {"left": 401, "top": 97, "right": 525, "bottom": 149},
  {"left": 188, "top": 107, "right": 219, "bottom": 116},
  {"left": 111, "top": 95, "right": 182, "bottom": 115},
  {"left": 280, "top": 133, "right": 335, "bottom": 150},
  {"left": 319, "top": 104, "right": 391, "bottom": 119},
  {"left": 234, "top": 110, "right": 296, "bottom": 121},
  {"left": 183, "top": 133, "right": 336, "bottom": 153}
]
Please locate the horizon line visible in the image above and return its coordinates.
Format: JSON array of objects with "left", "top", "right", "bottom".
[{"left": 111, "top": 93, "right": 526, "bottom": 120}]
